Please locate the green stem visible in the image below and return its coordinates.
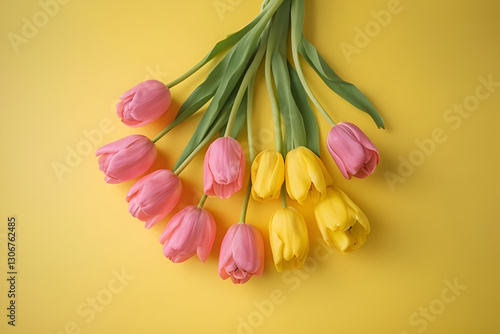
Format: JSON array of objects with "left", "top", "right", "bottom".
[
  {"left": 165, "top": 0, "right": 277, "bottom": 89},
  {"left": 224, "top": 26, "right": 270, "bottom": 138},
  {"left": 240, "top": 178, "right": 253, "bottom": 223},
  {"left": 154, "top": 0, "right": 284, "bottom": 144},
  {"left": 290, "top": 7, "right": 335, "bottom": 127},
  {"left": 166, "top": 59, "right": 206, "bottom": 89},
  {"left": 265, "top": 27, "right": 283, "bottom": 155},
  {"left": 239, "top": 75, "right": 256, "bottom": 224},
  {"left": 173, "top": 131, "right": 213, "bottom": 175},
  {"left": 261, "top": 0, "right": 272, "bottom": 10},
  {"left": 280, "top": 183, "right": 287, "bottom": 208},
  {"left": 246, "top": 76, "right": 256, "bottom": 161},
  {"left": 151, "top": 122, "right": 175, "bottom": 143},
  {"left": 240, "top": 74, "right": 258, "bottom": 224},
  {"left": 197, "top": 194, "right": 208, "bottom": 208},
  {"left": 255, "top": 0, "right": 284, "bottom": 31}
]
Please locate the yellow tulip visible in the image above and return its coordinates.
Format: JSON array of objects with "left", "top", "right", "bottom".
[
  {"left": 314, "top": 187, "right": 370, "bottom": 254},
  {"left": 285, "top": 146, "right": 333, "bottom": 204},
  {"left": 251, "top": 149, "right": 285, "bottom": 202},
  {"left": 269, "top": 207, "right": 309, "bottom": 272}
]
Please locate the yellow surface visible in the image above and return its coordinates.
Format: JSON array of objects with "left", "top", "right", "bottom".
[{"left": 1, "top": 0, "right": 499, "bottom": 333}]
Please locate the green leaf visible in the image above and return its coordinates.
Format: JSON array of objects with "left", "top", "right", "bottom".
[
  {"left": 269, "top": 0, "right": 306, "bottom": 153},
  {"left": 174, "top": 34, "right": 261, "bottom": 168},
  {"left": 199, "top": 1, "right": 276, "bottom": 65},
  {"left": 173, "top": 86, "right": 238, "bottom": 171},
  {"left": 298, "top": 38, "right": 385, "bottom": 129},
  {"left": 287, "top": 61, "right": 320, "bottom": 156},
  {"left": 166, "top": 4, "right": 275, "bottom": 132},
  {"left": 227, "top": 92, "right": 248, "bottom": 139},
  {"left": 290, "top": 0, "right": 305, "bottom": 49},
  {"left": 172, "top": 1, "right": 282, "bottom": 169},
  {"left": 172, "top": 49, "right": 234, "bottom": 127},
  {"left": 273, "top": 55, "right": 307, "bottom": 152}
]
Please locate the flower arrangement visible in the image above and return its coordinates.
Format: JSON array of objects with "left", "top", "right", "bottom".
[{"left": 96, "top": 0, "right": 384, "bottom": 284}]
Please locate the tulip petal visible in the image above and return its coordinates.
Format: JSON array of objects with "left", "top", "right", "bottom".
[
  {"left": 251, "top": 150, "right": 284, "bottom": 202},
  {"left": 314, "top": 187, "right": 370, "bottom": 253},
  {"left": 95, "top": 135, "right": 143, "bottom": 156},
  {"left": 117, "top": 80, "right": 172, "bottom": 127},
  {"left": 232, "top": 225, "right": 258, "bottom": 273},
  {"left": 328, "top": 148, "right": 350, "bottom": 179},
  {"left": 204, "top": 137, "right": 245, "bottom": 199},
  {"left": 348, "top": 222, "right": 367, "bottom": 249},
  {"left": 334, "top": 188, "right": 370, "bottom": 233},
  {"left": 144, "top": 214, "right": 163, "bottom": 229},
  {"left": 232, "top": 271, "right": 251, "bottom": 284},
  {"left": 160, "top": 205, "right": 217, "bottom": 263},
  {"left": 285, "top": 147, "right": 331, "bottom": 204},
  {"left": 219, "top": 268, "right": 230, "bottom": 280},
  {"left": 212, "top": 182, "right": 239, "bottom": 200},
  {"left": 105, "top": 152, "right": 151, "bottom": 181},
  {"left": 168, "top": 209, "right": 199, "bottom": 253},
  {"left": 329, "top": 230, "right": 351, "bottom": 253},
  {"left": 285, "top": 150, "right": 311, "bottom": 204},
  {"left": 269, "top": 208, "right": 309, "bottom": 272},
  {"left": 196, "top": 209, "right": 216, "bottom": 263},
  {"left": 327, "top": 122, "right": 379, "bottom": 179},
  {"left": 208, "top": 138, "right": 241, "bottom": 184},
  {"left": 330, "top": 130, "right": 366, "bottom": 177},
  {"left": 159, "top": 207, "right": 187, "bottom": 244},
  {"left": 140, "top": 173, "right": 181, "bottom": 214},
  {"left": 203, "top": 149, "right": 215, "bottom": 196},
  {"left": 343, "top": 122, "right": 379, "bottom": 153},
  {"left": 300, "top": 149, "right": 329, "bottom": 199},
  {"left": 279, "top": 208, "right": 308, "bottom": 268},
  {"left": 269, "top": 228, "right": 285, "bottom": 272},
  {"left": 127, "top": 170, "right": 162, "bottom": 201},
  {"left": 218, "top": 223, "right": 264, "bottom": 282},
  {"left": 127, "top": 170, "right": 182, "bottom": 228},
  {"left": 97, "top": 135, "right": 157, "bottom": 184},
  {"left": 218, "top": 224, "right": 239, "bottom": 274}
]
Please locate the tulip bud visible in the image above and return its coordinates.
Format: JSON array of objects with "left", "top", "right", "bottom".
[
  {"left": 327, "top": 122, "right": 379, "bottom": 179},
  {"left": 251, "top": 149, "right": 284, "bottom": 202},
  {"left": 285, "top": 146, "right": 333, "bottom": 204},
  {"left": 204, "top": 137, "right": 245, "bottom": 199},
  {"left": 269, "top": 207, "right": 309, "bottom": 272},
  {"left": 314, "top": 187, "right": 370, "bottom": 253},
  {"left": 126, "top": 169, "right": 183, "bottom": 229},
  {"left": 117, "top": 80, "right": 174, "bottom": 127},
  {"left": 160, "top": 205, "right": 216, "bottom": 263},
  {"left": 96, "top": 134, "right": 157, "bottom": 184},
  {"left": 219, "top": 223, "right": 265, "bottom": 284}
]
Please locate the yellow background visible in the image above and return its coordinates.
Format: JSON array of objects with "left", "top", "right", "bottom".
[{"left": 1, "top": 0, "right": 499, "bottom": 333}]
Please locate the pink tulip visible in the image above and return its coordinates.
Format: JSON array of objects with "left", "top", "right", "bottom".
[
  {"left": 126, "top": 169, "right": 182, "bottom": 229},
  {"left": 117, "top": 80, "right": 173, "bottom": 127},
  {"left": 327, "top": 122, "right": 380, "bottom": 179},
  {"left": 219, "top": 223, "right": 265, "bottom": 284},
  {"left": 96, "top": 134, "right": 157, "bottom": 184},
  {"left": 204, "top": 137, "right": 245, "bottom": 199},
  {"left": 160, "top": 205, "right": 216, "bottom": 263}
]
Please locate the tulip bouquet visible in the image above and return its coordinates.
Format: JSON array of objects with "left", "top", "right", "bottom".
[{"left": 96, "top": 0, "right": 384, "bottom": 284}]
